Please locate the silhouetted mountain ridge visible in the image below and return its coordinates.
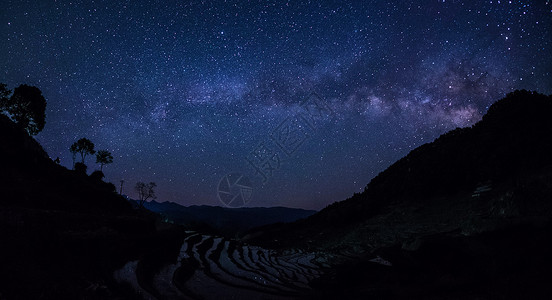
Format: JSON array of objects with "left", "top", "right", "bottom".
[
  {"left": 135, "top": 200, "right": 316, "bottom": 236},
  {"left": 321, "top": 90, "right": 551, "bottom": 222},
  {"left": 242, "top": 90, "right": 552, "bottom": 298},
  {"left": 365, "top": 89, "right": 552, "bottom": 201},
  {"left": 246, "top": 90, "right": 552, "bottom": 250}
]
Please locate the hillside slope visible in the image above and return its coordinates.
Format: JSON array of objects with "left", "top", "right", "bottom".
[
  {"left": 0, "top": 114, "right": 131, "bottom": 213},
  {"left": 245, "top": 90, "right": 552, "bottom": 298},
  {"left": 247, "top": 90, "right": 552, "bottom": 249},
  {"left": 0, "top": 114, "right": 186, "bottom": 299}
]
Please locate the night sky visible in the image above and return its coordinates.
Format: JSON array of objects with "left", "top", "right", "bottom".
[{"left": 2, "top": 1, "right": 551, "bottom": 210}]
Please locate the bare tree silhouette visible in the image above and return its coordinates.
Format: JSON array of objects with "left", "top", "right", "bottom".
[{"left": 135, "top": 181, "right": 157, "bottom": 207}]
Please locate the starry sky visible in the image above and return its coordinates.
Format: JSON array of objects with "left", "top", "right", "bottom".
[{"left": 1, "top": 1, "right": 551, "bottom": 210}]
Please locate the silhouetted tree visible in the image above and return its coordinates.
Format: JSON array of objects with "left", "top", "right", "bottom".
[
  {"left": 0, "top": 84, "right": 46, "bottom": 135},
  {"left": 0, "top": 83, "right": 10, "bottom": 106},
  {"left": 70, "top": 138, "right": 95, "bottom": 164},
  {"left": 119, "top": 180, "right": 124, "bottom": 195},
  {"left": 69, "top": 143, "right": 78, "bottom": 168},
  {"left": 135, "top": 181, "right": 156, "bottom": 207},
  {"left": 95, "top": 150, "right": 113, "bottom": 171}
]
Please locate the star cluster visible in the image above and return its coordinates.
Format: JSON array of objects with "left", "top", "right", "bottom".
[{"left": 1, "top": 1, "right": 551, "bottom": 209}]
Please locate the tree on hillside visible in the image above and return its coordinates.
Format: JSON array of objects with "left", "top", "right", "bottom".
[
  {"left": 69, "top": 143, "right": 78, "bottom": 168},
  {"left": 0, "top": 84, "right": 46, "bottom": 135},
  {"left": 95, "top": 150, "right": 113, "bottom": 171},
  {"left": 70, "top": 138, "right": 95, "bottom": 165},
  {"left": 0, "top": 83, "right": 10, "bottom": 105},
  {"left": 135, "top": 181, "right": 156, "bottom": 207}
]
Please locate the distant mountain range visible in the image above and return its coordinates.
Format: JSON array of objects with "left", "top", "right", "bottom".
[{"left": 134, "top": 199, "right": 317, "bottom": 236}]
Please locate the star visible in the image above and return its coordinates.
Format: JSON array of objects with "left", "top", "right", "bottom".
[{"left": 1, "top": 0, "right": 550, "bottom": 210}]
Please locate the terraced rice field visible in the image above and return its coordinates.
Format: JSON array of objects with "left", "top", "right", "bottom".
[{"left": 114, "top": 232, "right": 333, "bottom": 299}]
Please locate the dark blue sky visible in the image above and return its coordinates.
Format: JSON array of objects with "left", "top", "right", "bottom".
[{"left": 2, "top": 1, "right": 551, "bottom": 210}]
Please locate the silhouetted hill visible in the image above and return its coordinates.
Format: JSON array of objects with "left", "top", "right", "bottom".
[
  {"left": 362, "top": 89, "right": 552, "bottom": 204},
  {"left": 0, "top": 114, "right": 187, "bottom": 299},
  {"left": 243, "top": 91, "right": 552, "bottom": 299},
  {"left": 137, "top": 200, "right": 316, "bottom": 236},
  {"left": 0, "top": 114, "right": 131, "bottom": 213},
  {"left": 247, "top": 90, "right": 552, "bottom": 249},
  {"left": 245, "top": 90, "right": 552, "bottom": 298}
]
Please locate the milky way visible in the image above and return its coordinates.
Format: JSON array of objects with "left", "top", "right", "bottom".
[{"left": 1, "top": 1, "right": 551, "bottom": 209}]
